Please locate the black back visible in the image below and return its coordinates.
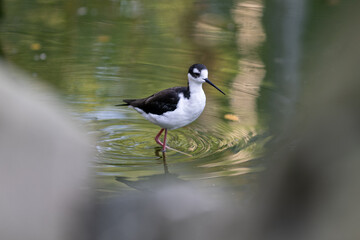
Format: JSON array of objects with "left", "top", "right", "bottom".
[
  {"left": 123, "top": 86, "right": 190, "bottom": 115},
  {"left": 119, "top": 64, "right": 207, "bottom": 115}
]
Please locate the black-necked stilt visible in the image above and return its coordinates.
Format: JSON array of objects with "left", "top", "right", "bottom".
[{"left": 117, "top": 63, "right": 225, "bottom": 152}]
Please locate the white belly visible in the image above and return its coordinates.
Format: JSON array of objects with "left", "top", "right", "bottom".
[{"left": 135, "top": 92, "right": 206, "bottom": 130}]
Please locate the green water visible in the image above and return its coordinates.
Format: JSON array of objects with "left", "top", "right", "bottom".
[{"left": 0, "top": 0, "right": 268, "bottom": 196}]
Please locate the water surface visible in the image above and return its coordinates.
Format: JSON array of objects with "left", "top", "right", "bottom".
[{"left": 0, "top": 0, "right": 268, "bottom": 197}]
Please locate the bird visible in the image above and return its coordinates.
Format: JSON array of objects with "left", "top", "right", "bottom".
[{"left": 117, "top": 63, "right": 225, "bottom": 152}]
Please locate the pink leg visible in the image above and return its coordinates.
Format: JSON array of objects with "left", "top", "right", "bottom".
[
  {"left": 162, "top": 129, "right": 168, "bottom": 152},
  {"left": 155, "top": 128, "right": 165, "bottom": 146}
]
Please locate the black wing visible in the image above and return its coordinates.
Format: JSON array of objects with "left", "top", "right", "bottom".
[{"left": 121, "top": 87, "right": 189, "bottom": 115}]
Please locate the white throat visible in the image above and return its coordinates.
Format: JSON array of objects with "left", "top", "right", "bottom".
[{"left": 188, "top": 76, "right": 205, "bottom": 94}]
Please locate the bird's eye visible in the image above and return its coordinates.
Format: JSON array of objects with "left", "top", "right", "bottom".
[{"left": 193, "top": 72, "right": 200, "bottom": 77}]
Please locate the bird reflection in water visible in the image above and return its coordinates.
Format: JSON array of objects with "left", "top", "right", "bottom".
[
  {"left": 116, "top": 150, "right": 185, "bottom": 191},
  {"left": 155, "top": 148, "right": 169, "bottom": 174}
]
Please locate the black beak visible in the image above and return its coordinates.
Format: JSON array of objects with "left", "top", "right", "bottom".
[{"left": 205, "top": 78, "right": 225, "bottom": 95}]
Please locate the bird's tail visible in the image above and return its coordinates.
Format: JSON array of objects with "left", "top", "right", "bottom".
[{"left": 115, "top": 99, "right": 135, "bottom": 106}]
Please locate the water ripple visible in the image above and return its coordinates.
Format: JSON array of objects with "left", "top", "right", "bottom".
[{"left": 92, "top": 109, "right": 267, "bottom": 181}]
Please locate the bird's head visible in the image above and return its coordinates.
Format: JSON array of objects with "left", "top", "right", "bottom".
[{"left": 187, "top": 63, "right": 225, "bottom": 95}]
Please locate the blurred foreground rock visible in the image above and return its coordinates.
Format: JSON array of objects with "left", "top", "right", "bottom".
[
  {"left": 95, "top": 183, "right": 247, "bottom": 240},
  {"left": 0, "top": 62, "right": 93, "bottom": 240},
  {"left": 253, "top": 0, "right": 360, "bottom": 239}
]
